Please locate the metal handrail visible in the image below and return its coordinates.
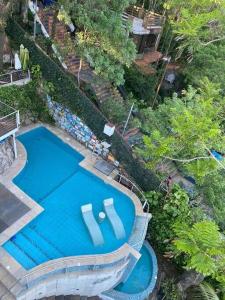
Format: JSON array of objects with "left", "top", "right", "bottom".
[
  {"left": 0, "top": 111, "right": 17, "bottom": 121},
  {"left": 0, "top": 70, "right": 30, "bottom": 86},
  {"left": 116, "top": 173, "right": 149, "bottom": 213}
]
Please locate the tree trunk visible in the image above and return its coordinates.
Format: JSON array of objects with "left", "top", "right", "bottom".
[
  {"left": 77, "top": 58, "right": 82, "bottom": 88},
  {"left": 21, "top": 0, "right": 29, "bottom": 23},
  {"left": 51, "top": 9, "right": 59, "bottom": 39},
  {"left": 0, "top": 30, "right": 5, "bottom": 71}
]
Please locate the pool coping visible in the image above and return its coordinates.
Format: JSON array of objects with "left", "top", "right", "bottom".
[{"left": 0, "top": 122, "right": 150, "bottom": 286}]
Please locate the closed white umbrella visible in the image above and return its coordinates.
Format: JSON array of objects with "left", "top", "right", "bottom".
[{"left": 14, "top": 53, "right": 22, "bottom": 70}]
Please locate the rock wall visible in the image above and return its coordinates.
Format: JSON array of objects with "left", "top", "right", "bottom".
[
  {"left": 46, "top": 96, "right": 109, "bottom": 157},
  {"left": 0, "top": 137, "right": 15, "bottom": 174}
]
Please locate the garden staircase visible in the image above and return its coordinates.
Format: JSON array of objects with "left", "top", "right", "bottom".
[
  {"left": 0, "top": 263, "right": 24, "bottom": 299},
  {"left": 38, "top": 9, "right": 124, "bottom": 106}
]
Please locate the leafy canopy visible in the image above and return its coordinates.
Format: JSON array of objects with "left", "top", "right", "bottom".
[
  {"left": 183, "top": 43, "right": 225, "bottom": 93},
  {"left": 164, "top": 0, "right": 225, "bottom": 58},
  {"left": 138, "top": 79, "right": 225, "bottom": 181},
  {"left": 145, "top": 185, "right": 195, "bottom": 252},
  {"left": 58, "top": 0, "right": 136, "bottom": 85},
  {"left": 173, "top": 220, "right": 225, "bottom": 283},
  {"left": 200, "top": 171, "right": 225, "bottom": 230}
]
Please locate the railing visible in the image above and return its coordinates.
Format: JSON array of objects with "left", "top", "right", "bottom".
[
  {"left": 0, "top": 101, "right": 20, "bottom": 140},
  {"left": 0, "top": 70, "right": 30, "bottom": 87},
  {"left": 116, "top": 173, "right": 149, "bottom": 213}
]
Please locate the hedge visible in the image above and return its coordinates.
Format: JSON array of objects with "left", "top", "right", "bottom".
[{"left": 6, "top": 19, "right": 160, "bottom": 191}]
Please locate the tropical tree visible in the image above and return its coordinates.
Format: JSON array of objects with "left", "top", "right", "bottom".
[
  {"left": 183, "top": 43, "right": 225, "bottom": 93},
  {"left": 200, "top": 171, "right": 225, "bottom": 230},
  {"left": 164, "top": 0, "right": 225, "bottom": 59},
  {"left": 57, "top": 0, "right": 136, "bottom": 85},
  {"left": 138, "top": 79, "right": 225, "bottom": 181},
  {"left": 173, "top": 220, "right": 225, "bottom": 284},
  {"left": 145, "top": 185, "right": 195, "bottom": 252}
]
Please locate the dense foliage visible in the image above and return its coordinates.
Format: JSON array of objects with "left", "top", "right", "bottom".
[
  {"left": 57, "top": 0, "right": 136, "bottom": 85},
  {"left": 173, "top": 221, "right": 225, "bottom": 284},
  {"left": 199, "top": 172, "right": 225, "bottom": 230},
  {"left": 124, "top": 65, "right": 157, "bottom": 106},
  {"left": 138, "top": 80, "right": 225, "bottom": 181},
  {"left": 164, "top": 0, "right": 225, "bottom": 58},
  {"left": 145, "top": 185, "right": 201, "bottom": 253},
  {"left": 183, "top": 43, "right": 225, "bottom": 93}
]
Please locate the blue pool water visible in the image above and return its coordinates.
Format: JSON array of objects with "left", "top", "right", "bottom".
[
  {"left": 115, "top": 245, "right": 153, "bottom": 294},
  {"left": 3, "top": 127, "right": 135, "bottom": 270}
]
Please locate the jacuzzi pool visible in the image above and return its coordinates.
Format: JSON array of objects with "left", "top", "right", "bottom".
[{"left": 3, "top": 126, "right": 135, "bottom": 270}]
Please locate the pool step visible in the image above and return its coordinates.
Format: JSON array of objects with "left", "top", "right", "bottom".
[
  {"left": 29, "top": 227, "right": 65, "bottom": 256},
  {"left": 4, "top": 227, "right": 65, "bottom": 271},
  {"left": 12, "top": 234, "right": 48, "bottom": 265},
  {"left": 4, "top": 240, "right": 37, "bottom": 269},
  {"left": 22, "top": 230, "right": 55, "bottom": 260},
  {"left": 23, "top": 227, "right": 63, "bottom": 260}
]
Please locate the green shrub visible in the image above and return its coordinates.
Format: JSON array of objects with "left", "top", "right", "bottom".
[
  {"left": 124, "top": 65, "right": 157, "bottom": 107},
  {"left": 101, "top": 97, "right": 128, "bottom": 124},
  {"left": 160, "top": 279, "right": 181, "bottom": 300},
  {"left": 6, "top": 19, "right": 160, "bottom": 191},
  {"left": 0, "top": 82, "right": 51, "bottom": 123}
]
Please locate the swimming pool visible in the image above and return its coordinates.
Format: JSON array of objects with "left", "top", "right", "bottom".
[
  {"left": 115, "top": 244, "right": 154, "bottom": 294},
  {"left": 3, "top": 127, "right": 135, "bottom": 270}
]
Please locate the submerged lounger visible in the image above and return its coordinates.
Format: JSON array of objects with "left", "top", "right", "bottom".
[
  {"left": 104, "top": 198, "right": 126, "bottom": 240},
  {"left": 81, "top": 204, "right": 104, "bottom": 246}
]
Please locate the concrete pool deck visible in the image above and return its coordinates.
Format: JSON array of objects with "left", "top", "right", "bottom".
[{"left": 0, "top": 123, "right": 150, "bottom": 298}]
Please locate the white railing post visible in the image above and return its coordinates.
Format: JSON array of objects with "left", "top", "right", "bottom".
[
  {"left": 13, "top": 133, "right": 18, "bottom": 159},
  {"left": 16, "top": 110, "right": 20, "bottom": 126}
]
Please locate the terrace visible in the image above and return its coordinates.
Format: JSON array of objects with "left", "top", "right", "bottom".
[
  {"left": 0, "top": 70, "right": 31, "bottom": 87},
  {"left": 123, "top": 5, "right": 165, "bottom": 74}
]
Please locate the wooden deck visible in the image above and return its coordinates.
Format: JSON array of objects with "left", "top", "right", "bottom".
[
  {"left": 135, "top": 51, "right": 162, "bottom": 75},
  {"left": 0, "top": 117, "right": 17, "bottom": 137}
]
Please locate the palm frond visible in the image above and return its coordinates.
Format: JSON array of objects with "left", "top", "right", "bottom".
[{"left": 187, "top": 282, "right": 219, "bottom": 300}]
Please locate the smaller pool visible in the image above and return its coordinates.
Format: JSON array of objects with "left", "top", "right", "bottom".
[{"left": 115, "top": 242, "right": 157, "bottom": 295}]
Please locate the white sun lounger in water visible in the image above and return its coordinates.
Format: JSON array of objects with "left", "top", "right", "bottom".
[
  {"left": 81, "top": 204, "right": 104, "bottom": 246},
  {"left": 104, "top": 198, "right": 125, "bottom": 240}
]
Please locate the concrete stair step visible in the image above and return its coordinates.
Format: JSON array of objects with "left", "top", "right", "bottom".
[{"left": 2, "top": 293, "right": 16, "bottom": 300}]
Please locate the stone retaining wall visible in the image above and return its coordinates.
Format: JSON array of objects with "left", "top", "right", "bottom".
[
  {"left": 46, "top": 96, "right": 109, "bottom": 158},
  {"left": 0, "top": 138, "right": 15, "bottom": 175}
]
